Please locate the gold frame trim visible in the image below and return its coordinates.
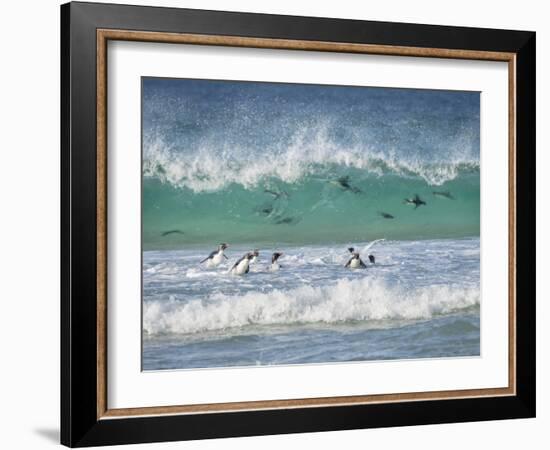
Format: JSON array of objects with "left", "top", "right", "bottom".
[{"left": 96, "top": 29, "right": 517, "bottom": 420}]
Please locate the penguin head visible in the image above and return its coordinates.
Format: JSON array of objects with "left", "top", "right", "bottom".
[
  {"left": 348, "top": 247, "right": 355, "bottom": 254},
  {"left": 220, "top": 243, "right": 228, "bottom": 250},
  {"left": 252, "top": 249, "right": 259, "bottom": 257},
  {"left": 368, "top": 254, "right": 375, "bottom": 264},
  {"left": 272, "top": 252, "right": 283, "bottom": 263}
]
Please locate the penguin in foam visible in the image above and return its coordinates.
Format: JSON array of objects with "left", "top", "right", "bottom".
[
  {"left": 345, "top": 250, "right": 367, "bottom": 269},
  {"left": 249, "top": 249, "right": 260, "bottom": 264},
  {"left": 347, "top": 247, "right": 374, "bottom": 266},
  {"left": 230, "top": 252, "right": 255, "bottom": 275},
  {"left": 269, "top": 252, "right": 283, "bottom": 271},
  {"left": 200, "top": 243, "right": 228, "bottom": 268}
]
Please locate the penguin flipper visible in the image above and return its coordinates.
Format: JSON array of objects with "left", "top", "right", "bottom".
[
  {"left": 201, "top": 250, "right": 217, "bottom": 263},
  {"left": 231, "top": 255, "right": 247, "bottom": 272}
]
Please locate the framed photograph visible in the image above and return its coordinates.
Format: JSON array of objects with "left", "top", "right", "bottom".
[{"left": 61, "top": 1, "right": 535, "bottom": 447}]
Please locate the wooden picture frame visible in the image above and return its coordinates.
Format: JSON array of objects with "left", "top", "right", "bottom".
[{"left": 61, "top": 1, "right": 535, "bottom": 447}]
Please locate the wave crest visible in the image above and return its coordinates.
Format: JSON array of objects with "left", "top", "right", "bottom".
[
  {"left": 143, "top": 130, "right": 479, "bottom": 192},
  {"left": 143, "top": 277, "right": 479, "bottom": 336}
]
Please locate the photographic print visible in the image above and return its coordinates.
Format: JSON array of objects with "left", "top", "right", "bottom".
[{"left": 141, "top": 77, "right": 481, "bottom": 371}]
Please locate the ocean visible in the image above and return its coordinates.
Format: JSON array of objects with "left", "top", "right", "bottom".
[{"left": 141, "top": 78, "right": 480, "bottom": 370}]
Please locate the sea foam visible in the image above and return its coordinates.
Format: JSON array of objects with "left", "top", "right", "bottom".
[
  {"left": 143, "top": 277, "right": 479, "bottom": 336},
  {"left": 143, "top": 129, "right": 479, "bottom": 193}
]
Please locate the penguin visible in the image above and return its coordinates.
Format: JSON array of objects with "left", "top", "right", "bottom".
[
  {"left": 345, "top": 251, "right": 367, "bottom": 269},
  {"left": 200, "top": 243, "right": 228, "bottom": 268},
  {"left": 161, "top": 229, "right": 185, "bottom": 237},
  {"left": 331, "top": 175, "right": 361, "bottom": 193},
  {"left": 403, "top": 194, "right": 426, "bottom": 209},
  {"left": 249, "top": 249, "right": 260, "bottom": 264},
  {"left": 348, "top": 247, "right": 375, "bottom": 265},
  {"left": 269, "top": 252, "right": 283, "bottom": 271},
  {"left": 432, "top": 190, "right": 455, "bottom": 200},
  {"left": 230, "top": 252, "right": 255, "bottom": 275},
  {"left": 264, "top": 188, "right": 289, "bottom": 199}
]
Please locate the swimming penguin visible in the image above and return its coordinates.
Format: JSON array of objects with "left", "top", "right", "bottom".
[
  {"left": 264, "top": 188, "right": 289, "bottom": 199},
  {"left": 273, "top": 216, "right": 301, "bottom": 225},
  {"left": 345, "top": 251, "right": 367, "bottom": 269},
  {"left": 200, "top": 243, "right": 229, "bottom": 268},
  {"left": 348, "top": 247, "right": 375, "bottom": 265},
  {"left": 161, "top": 229, "right": 185, "bottom": 237},
  {"left": 403, "top": 194, "right": 426, "bottom": 209},
  {"left": 269, "top": 252, "right": 283, "bottom": 271},
  {"left": 378, "top": 211, "right": 394, "bottom": 219},
  {"left": 250, "top": 249, "right": 260, "bottom": 264},
  {"left": 257, "top": 205, "right": 274, "bottom": 216},
  {"left": 432, "top": 190, "right": 455, "bottom": 200},
  {"left": 230, "top": 252, "right": 255, "bottom": 275},
  {"left": 331, "top": 176, "right": 361, "bottom": 193}
]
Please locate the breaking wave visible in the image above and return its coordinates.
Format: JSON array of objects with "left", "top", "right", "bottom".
[
  {"left": 143, "top": 134, "right": 479, "bottom": 192},
  {"left": 143, "top": 277, "right": 479, "bottom": 335}
]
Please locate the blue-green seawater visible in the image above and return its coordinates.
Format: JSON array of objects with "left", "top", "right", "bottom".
[{"left": 141, "top": 78, "right": 480, "bottom": 370}]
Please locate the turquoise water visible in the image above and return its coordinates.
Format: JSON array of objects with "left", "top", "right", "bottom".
[
  {"left": 142, "top": 79, "right": 479, "bottom": 250},
  {"left": 143, "top": 166, "right": 479, "bottom": 249},
  {"left": 141, "top": 78, "right": 480, "bottom": 370}
]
